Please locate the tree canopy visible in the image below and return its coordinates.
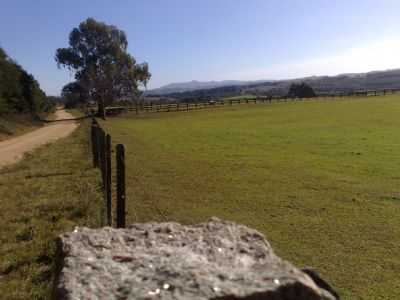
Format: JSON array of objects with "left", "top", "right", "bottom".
[
  {"left": 55, "top": 18, "right": 151, "bottom": 117},
  {"left": 287, "top": 82, "right": 316, "bottom": 98},
  {"left": 0, "top": 47, "right": 54, "bottom": 115},
  {"left": 61, "top": 81, "right": 89, "bottom": 109}
]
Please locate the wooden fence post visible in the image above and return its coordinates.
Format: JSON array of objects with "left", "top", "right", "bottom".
[
  {"left": 105, "top": 134, "right": 112, "bottom": 226},
  {"left": 95, "top": 127, "right": 102, "bottom": 170},
  {"left": 99, "top": 129, "right": 106, "bottom": 189},
  {"left": 116, "top": 144, "right": 126, "bottom": 228},
  {"left": 91, "top": 123, "right": 99, "bottom": 168},
  {"left": 186, "top": 102, "right": 189, "bottom": 111}
]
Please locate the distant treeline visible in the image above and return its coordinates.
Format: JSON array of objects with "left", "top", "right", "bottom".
[
  {"left": 0, "top": 47, "right": 55, "bottom": 116},
  {"left": 147, "top": 85, "right": 246, "bottom": 102}
]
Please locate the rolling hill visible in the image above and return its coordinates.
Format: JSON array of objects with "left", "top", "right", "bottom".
[{"left": 146, "top": 69, "right": 400, "bottom": 99}]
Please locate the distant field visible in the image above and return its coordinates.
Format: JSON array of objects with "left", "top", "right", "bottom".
[
  {"left": 223, "top": 94, "right": 257, "bottom": 100},
  {"left": 102, "top": 95, "right": 400, "bottom": 300}
]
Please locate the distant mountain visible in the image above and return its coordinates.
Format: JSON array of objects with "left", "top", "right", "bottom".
[
  {"left": 146, "top": 69, "right": 400, "bottom": 100},
  {"left": 147, "top": 80, "right": 271, "bottom": 95}
]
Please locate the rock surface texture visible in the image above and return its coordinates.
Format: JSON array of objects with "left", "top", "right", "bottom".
[{"left": 54, "top": 218, "right": 339, "bottom": 300}]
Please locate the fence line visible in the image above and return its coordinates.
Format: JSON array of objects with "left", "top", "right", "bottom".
[
  {"left": 119, "top": 88, "right": 399, "bottom": 115},
  {"left": 90, "top": 118, "right": 126, "bottom": 228}
]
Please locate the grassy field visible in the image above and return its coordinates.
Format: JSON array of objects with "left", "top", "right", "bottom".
[
  {"left": 101, "top": 95, "right": 400, "bottom": 300},
  {"left": 223, "top": 94, "right": 257, "bottom": 100},
  {"left": 0, "top": 121, "right": 102, "bottom": 299}
]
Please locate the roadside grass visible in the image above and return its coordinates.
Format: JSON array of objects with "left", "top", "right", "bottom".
[
  {"left": 101, "top": 95, "right": 400, "bottom": 300},
  {"left": 0, "top": 110, "right": 57, "bottom": 141},
  {"left": 0, "top": 121, "right": 102, "bottom": 299},
  {"left": 0, "top": 114, "right": 44, "bottom": 141}
]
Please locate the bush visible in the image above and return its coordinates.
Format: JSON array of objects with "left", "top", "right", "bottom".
[
  {"left": 287, "top": 82, "right": 316, "bottom": 98},
  {"left": 0, "top": 47, "right": 55, "bottom": 115}
]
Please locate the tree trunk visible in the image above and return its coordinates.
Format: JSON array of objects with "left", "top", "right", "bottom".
[{"left": 98, "top": 98, "right": 106, "bottom": 120}]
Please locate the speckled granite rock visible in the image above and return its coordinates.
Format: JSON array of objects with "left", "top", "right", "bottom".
[{"left": 53, "top": 218, "right": 339, "bottom": 300}]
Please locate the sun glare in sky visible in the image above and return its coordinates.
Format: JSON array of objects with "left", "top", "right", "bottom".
[{"left": 232, "top": 37, "right": 400, "bottom": 81}]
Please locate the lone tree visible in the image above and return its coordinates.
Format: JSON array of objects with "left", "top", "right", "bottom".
[
  {"left": 55, "top": 18, "right": 151, "bottom": 118},
  {"left": 287, "top": 82, "right": 316, "bottom": 98}
]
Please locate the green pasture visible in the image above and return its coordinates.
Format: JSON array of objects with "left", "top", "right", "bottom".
[
  {"left": 223, "top": 94, "right": 257, "bottom": 100},
  {"left": 101, "top": 95, "right": 400, "bottom": 300}
]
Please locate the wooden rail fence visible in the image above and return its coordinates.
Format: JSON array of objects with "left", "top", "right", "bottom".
[
  {"left": 116, "top": 88, "right": 400, "bottom": 115},
  {"left": 91, "top": 118, "right": 126, "bottom": 228}
]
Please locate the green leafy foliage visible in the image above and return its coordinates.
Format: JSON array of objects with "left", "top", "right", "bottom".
[
  {"left": 61, "top": 81, "right": 88, "bottom": 108},
  {"left": 56, "top": 18, "right": 151, "bottom": 113},
  {"left": 0, "top": 47, "right": 55, "bottom": 116}
]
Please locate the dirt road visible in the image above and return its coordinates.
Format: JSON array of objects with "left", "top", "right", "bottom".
[{"left": 0, "top": 110, "right": 79, "bottom": 168}]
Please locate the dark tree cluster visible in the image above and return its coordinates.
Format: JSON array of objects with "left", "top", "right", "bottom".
[
  {"left": 61, "top": 81, "right": 89, "bottom": 109},
  {"left": 0, "top": 47, "right": 55, "bottom": 116},
  {"left": 287, "top": 82, "right": 316, "bottom": 98},
  {"left": 148, "top": 85, "right": 243, "bottom": 102}
]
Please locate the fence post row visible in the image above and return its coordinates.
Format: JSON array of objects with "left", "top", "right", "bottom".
[{"left": 90, "top": 119, "right": 125, "bottom": 228}]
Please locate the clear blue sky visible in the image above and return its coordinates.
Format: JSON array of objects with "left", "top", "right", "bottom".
[{"left": 1, "top": 0, "right": 400, "bottom": 95}]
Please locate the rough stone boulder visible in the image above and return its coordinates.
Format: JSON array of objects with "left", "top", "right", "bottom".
[{"left": 53, "top": 218, "right": 339, "bottom": 299}]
